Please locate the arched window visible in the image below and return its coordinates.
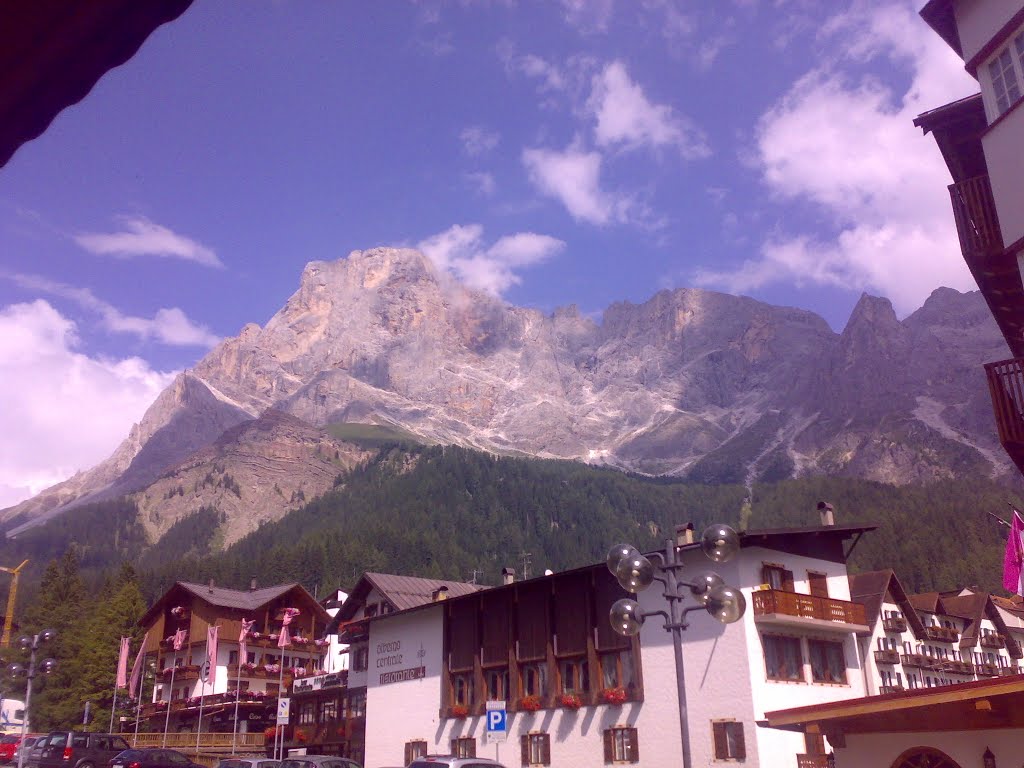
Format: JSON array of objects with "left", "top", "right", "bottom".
[{"left": 890, "top": 746, "right": 963, "bottom": 768}]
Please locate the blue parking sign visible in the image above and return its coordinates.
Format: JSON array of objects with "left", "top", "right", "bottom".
[{"left": 485, "top": 700, "right": 507, "bottom": 742}]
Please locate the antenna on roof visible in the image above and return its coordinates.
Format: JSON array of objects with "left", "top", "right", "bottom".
[
  {"left": 519, "top": 551, "right": 532, "bottom": 580},
  {"left": 469, "top": 569, "right": 483, "bottom": 585}
]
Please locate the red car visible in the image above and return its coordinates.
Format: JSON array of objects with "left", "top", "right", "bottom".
[{"left": 0, "top": 735, "right": 41, "bottom": 765}]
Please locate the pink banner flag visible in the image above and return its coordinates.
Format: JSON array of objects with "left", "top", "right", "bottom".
[
  {"left": 278, "top": 608, "right": 300, "bottom": 648},
  {"left": 207, "top": 625, "right": 219, "bottom": 670},
  {"left": 1004, "top": 508, "right": 1024, "bottom": 595},
  {"left": 172, "top": 628, "right": 188, "bottom": 651},
  {"left": 115, "top": 637, "right": 130, "bottom": 689},
  {"left": 128, "top": 632, "right": 149, "bottom": 699},
  {"left": 239, "top": 618, "right": 255, "bottom": 666}
]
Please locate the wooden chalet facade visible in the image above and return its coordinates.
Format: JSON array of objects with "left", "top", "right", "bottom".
[{"left": 136, "top": 580, "right": 330, "bottom": 736}]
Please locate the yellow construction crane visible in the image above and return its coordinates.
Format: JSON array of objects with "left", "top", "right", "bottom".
[{"left": 0, "top": 559, "right": 29, "bottom": 647}]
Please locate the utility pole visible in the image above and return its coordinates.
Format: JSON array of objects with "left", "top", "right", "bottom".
[{"left": 519, "top": 551, "right": 532, "bottom": 581}]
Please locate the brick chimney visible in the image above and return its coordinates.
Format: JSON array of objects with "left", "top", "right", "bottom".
[
  {"left": 208, "top": 578, "right": 215, "bottom": 593},
  {"left": 676, "top": 522, "right": 695, "bottom": 546},
  {"left": 432, "top": 585, "right": 449, "bottom": 602},
  {"left": 501, "top": 567, "right": 516, "bottom": 585},
  {"left": 250, "top": 576, "right": 258, "bottom": 592}
]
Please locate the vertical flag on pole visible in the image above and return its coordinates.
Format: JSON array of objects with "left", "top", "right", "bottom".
[
  {"left": 1004, "top": 508, "right": 1024, "bottom": 596},
  {"left": 128, "top": 632, "right": 150, "bottom": 699},
  {"left": 116, "top": 637, "right": 131, "bottom": 689},
  {"left": 207, "top": 625, "right": 219, "bottom": 672},
  {"left": 278, "top": 608, "right": 300, "bottom": 649},
  {"left": 172, "top": 628, "right": 187, "bottom": 651},
  {"left": 238, "top": 619, "right": 254, "bottom": 666}
]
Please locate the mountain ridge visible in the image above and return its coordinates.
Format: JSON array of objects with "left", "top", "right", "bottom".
[{"left": 3, "top": 247, "right": 1013, "bottom": 540}]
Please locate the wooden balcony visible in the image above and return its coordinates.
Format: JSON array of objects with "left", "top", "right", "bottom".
[
  {"left": 997, "top": 665, "right": 1021, "bottom": 677},
  {"left": 882, "top": 616, "right": 907, "bottom": 633},
  {"left": 128, "top": 732, "right": 265, "bottom": 751},
  {"left": 752, "top": 589, "right": 868, "bottom": 632},
  {"left": 985, "top": 358, "right": 1024, "bottom": 475},
  {"left": 874, "top": 649, "right": 900, "bottom": 665},
  {"left": 879, "top": 684, "right": 905, "bottom": 695},
  {"left": 981, "top": 633, "right": 1006, "bottom": 649},
  {"left": 976, "top": 662, "right": 1000, "bottom": 677},
  {"left": 922, "top": 626, "right": 959, "bottom": 643},
  {"left": 901, "top": 653, "right": 940, "bottom": 670},
  {"left": 796, "top": 755, "right": 830, "bottom": 768},
  {"left": 949, "top": 175, "right": 1002, "bottom": 258},
  {"left": 941, "top": 659, "right": 974, "bottom": 675}
]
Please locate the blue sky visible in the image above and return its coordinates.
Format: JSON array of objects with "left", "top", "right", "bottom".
[{"left": 0, "top": 0, "right": 979, "bottom": 508}]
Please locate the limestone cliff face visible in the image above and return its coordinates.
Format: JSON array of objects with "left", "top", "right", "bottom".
[{"left": 2, "top": 247, "right": 1013, "bottom": 539}]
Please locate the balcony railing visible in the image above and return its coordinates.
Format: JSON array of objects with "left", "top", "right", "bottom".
[
  {"left": 986, "top": 359, "right": 1024, "bottom": 462},
  {"left": 922, "top": 626, "right": 959, "bottom": 643},
  {"left": 976, "top": 662, "right": 1000, "bottom": 677},
  {"left": 981, "top": 633, "right": 1006, "bottom": 649},
  {"left": 879, "top": 684, "right": 905, "bottom": 694},
  {"left": 874, "top": 649, "right": 900, "bottom": 665},
  {"left": 882, "top": 616, "right": 907, "bottom": 633},
  {"left": 998, "top": 665, "right": 1021, "bottom": 677},
  {"left": 796, "top": 756, "right": 830, "bottom": 768},
  {"left": 129, "top": 733, "right": 265, "bottom": 750},
  {"left": 751, "top": 589, "right": 867, "bottom": 628},
  {"left": 900, "top": 653, "right": 941, "bottom": 670},
  {"left": 949, "top": 174, "right": 1002, "bottom": 257},
  {"left": 941, "top": 659, "right": 974, "bottom": 675}
]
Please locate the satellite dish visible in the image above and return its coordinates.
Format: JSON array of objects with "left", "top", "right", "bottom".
[{"left": 544, "top": 569, "right": 553, "bottom": 576}]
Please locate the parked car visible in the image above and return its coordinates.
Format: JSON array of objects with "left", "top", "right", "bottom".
[
  {"left": 108, "top": 748, "right": 203, "bottom": 768},
  {"left": 407, "top": 758, "right": 507, "bottom": 768},
  {"left": 37, "top": 733, "right": 130, "bottom": 768},
  {"left": 0, "top": 735, "right": 22, "bottom": 764},
  {"left": 279, "top": 756, "right": 359, "bottom": 768},
  {"left": 215, "top": 759, "right": 280, "bottom": 768},
  {"left": 7, "top": 736, "right": 44, "bottom": 766},
  {"left": 23, "top": 735, "right": 51, "bottom": 768}
]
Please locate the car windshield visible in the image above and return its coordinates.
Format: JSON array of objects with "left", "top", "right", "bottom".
[{"left": 0, "top": 736, "right": 18, "bottom": 745}]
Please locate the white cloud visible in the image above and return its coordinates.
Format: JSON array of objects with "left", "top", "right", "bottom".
[
  {"left": 695, "top": 1, "right": 980, "bottom": 314},
  {"left": 516, "top": 54, "right": 568, "bottom": 93},
  {"left": 559, "top": 0, "right": 615, "bottom": 33},
  {"left": 10, "top": 273, "right": 221, "bottom": 347},
  {"left": 465, "top": 171, "right": 497, "bottom": 197},
  {"left": 74, "top": 215, "right": 223, "bottom": 268},
  {"left": 522, "top": 143, "right": 632, "bottom": 225},
  {"left": 460, "top": 125, "right": 500, "bottom": 156},
  {"left": 0, "top": 300, "right": 176, "bottom": 509},
  {"left": 416, "top": 225, "right": 565, "bottom": 295},
  {"left": 588, "top": 61, "right": 710, "bottom": 158}
]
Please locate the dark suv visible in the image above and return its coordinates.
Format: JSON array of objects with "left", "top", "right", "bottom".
[{"left": 37, "top": 733, "right": 130, "bottom": 768}]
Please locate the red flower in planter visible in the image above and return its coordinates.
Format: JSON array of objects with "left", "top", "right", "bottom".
[
  {"left": 450, "top": 704, "right": 469, "bottom": 718},
  {"left": 601, "top": 687, "right": 627, "bottom": 705},
  {"left": 520, "top": 694, "right": 543, "bottom": 712},
  {"left": 560, "top": 693, "right": 583, "bottom": 710}
]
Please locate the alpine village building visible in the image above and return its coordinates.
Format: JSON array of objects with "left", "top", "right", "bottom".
[{"left": 763, "top": 1, "right": 1024, "bottom": 766}]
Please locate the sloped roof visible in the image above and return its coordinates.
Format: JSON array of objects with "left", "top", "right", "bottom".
[
  {"left": 0, "top": 0, "right": 193, "bottom": 168},
  {"left": 140, "top": 580, "right": 329, "bottom": 627},
  {"left": 908, "top": 592, "right": 941, "bottom": 613},
  {"left": 177, "top": 581, "right": 298, "bottom": 610},
  {"left": 331, "top": 571, "right": 488, "bottom": 628},
  {"left": 943, "top": 592, "right": 1023, "bottom": 659},
  {"left": 848, "top": 569, "right": 927, "bottom": 638}
]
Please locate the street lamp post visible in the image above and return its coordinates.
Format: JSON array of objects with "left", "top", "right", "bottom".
[
  {"left": 6, "top": 630, "right": 57, "bottom": 768},
  {"left": 606, "top": 524, "right": 746, "bottom": 768}
]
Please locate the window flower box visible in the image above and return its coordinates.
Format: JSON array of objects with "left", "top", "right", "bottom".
[
  {"left": 170, "top": 606, "right": 187, "bottom": 618},
  {"left": 264, "top": 663, "right": 281, "bottom": 674},
  {"left": 291, "top": 666, "right": 307, "bottom": 677},
  {"left": 314, "top": 639, "right": 329, "bottom": 647},
  {"left": 450, "top": 704, "right": 469, "bottom": 719},
  {"left": 560, "top": 693, "right": 583, "bottom": 710},
  {"left": 520, "top": 695, "right": 543, "bottom": 712},
  {"left": 601, "top": 687, "right": 628, "bottom": 705},
  {"left": 292, "top": 636, "right": 309, "bottom": 645},
  {"left": 240, "top": 662, "right": 256, "bottom": 673}
]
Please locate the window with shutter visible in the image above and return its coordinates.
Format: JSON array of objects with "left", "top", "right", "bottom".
[
  {"left": 451, "top": 737, "right": 476, "bottom": 758},
  {"left": 762, "top": 565, "right": 794, "bottom": 592},
  {"left": 521, "top": 733, "right": 550, "bottom": 766},
  {"left": 807, "top": 571, "right": 828, "bottom": 598},
  {"left": 603, "top": 727, "right": 639, "bottom": 763},
  {"left": 711, "top": 721, "right": 745, "bottom": 760}
]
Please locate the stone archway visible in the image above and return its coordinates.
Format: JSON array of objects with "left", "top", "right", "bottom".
[{"left": 890, "top": 747, "right": 963, "bottom": 768}]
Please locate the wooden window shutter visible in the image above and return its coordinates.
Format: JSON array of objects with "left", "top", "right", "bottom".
[
  {"left": 482, "top": 591, "right": 511, "bottom": 665},
  {"left": 594, "top": 570, "right": 630, "bottom": 651},
  {"left": 808, "top": 572, "right": 828, "bottom": 598},
  {"left": 517, "top": 585, "right": 549, "bottom": 660},
  {"left": 541, "top": 734, "right": 551, "bottom": 765},
  {"left": 468, "top": 738, "right": 477, "bottom": 758},
  {"left": 520, "top": 734, "right": 529, "bottom": 766},
  {"left": 712, "top": 722, "right": 728, "bottom": 759},
  {"left": 628, "top": 728, "right": 639, "bottom": 762},
  {"left": 782, "top": 569, "right": 795, "bottom": 592},
  {"left": 603, "top": 729, "right": 614, "bottom": 763},
  {"left": 733, "top": 723, "right": 746, "bottom": 759},
  {"left": 403, "top": 742, "right": 412, "bottom": 766},
  {"left": 554, "top": 574, "right": 589, "bottom": 654},
  {"left": 449, "top": 599, "right": 478, "bottom": 670}
]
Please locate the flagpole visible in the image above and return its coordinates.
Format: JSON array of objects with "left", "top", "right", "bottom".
[
  {"left": 133, "top": 687, "right": 143, "bottom": 746},
  {"left": 988, "top": 509, "right": 1011, "bottom": 528},
  {"left": 231, "top": 662, "right": 241, "bottom": 755},
  {"left": 195, "top": 678, "right": 205, "bottom": 758},
  {"left": 162, "top": 664, "right": 176, "bottom": 748},
  {"left": 275, "top": 662, "right": 284, "bottom": 760},
  {"left": 109, "top": 688, "right": 118, "bottom": 734}
]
